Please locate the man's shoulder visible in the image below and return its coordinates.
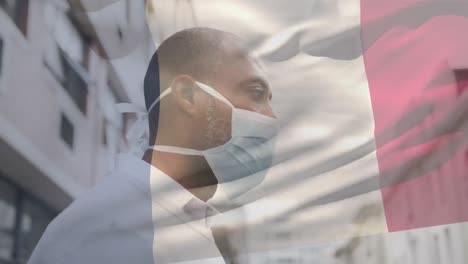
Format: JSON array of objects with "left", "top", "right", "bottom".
[
  {"left": 56, "top": 169, "right": 152, "bottom": 228},
  {"left": 28, "top": 219, "right": 154, "bottom": 264},
  {"left": 28, "top": 171, "right": 154, "bottom": 264}
]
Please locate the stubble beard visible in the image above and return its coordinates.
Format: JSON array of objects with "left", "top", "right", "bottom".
[{"left": 204, "top": 98, "right": 231, "bottom": 148}]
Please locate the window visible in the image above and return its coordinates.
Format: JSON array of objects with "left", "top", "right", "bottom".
[
  {"left": 117, "top": 26, "right": 123, "bottom": 41},
  {"left": 0, "top": 37, "right": 3, "bottom": 77},
  {"left": 454, "top": 68, "right": 468, "bottom": 96},
  {"left": 0, "top": 0, "right": 29, "bottom": 35},
  {"left": 52, "top": 9, "right": 90, "bottom": 71},
  {"left": 81, "top": 41, "right": 90, "bottom": 70},
  {"left": 409, "top": 235, "right": 419, "bottom": 264},
  {"left": 0, "top": 179, "right": 16, "bottom": 261},
  {"left": 433, "top": 235, "right": 442, "bottom": 264},
  {"left": 51, "top": 12, "right": 90, "bottom": 114},
  {"left": 444, "top": 228, "right": 454, "bottom": 264},
  {"left": 0, "top": 176, "right": 56, "bottom": 263},
  {"left": 16, "top": 198, "right": 55, "bottom": 262},
  {"left": 102, "top": 120, "right": 108, "bottom": 146},
  {"left": 107, "top": 73, "right": 128, "bottom": 139},
  {"left": 60, "top": 51, "right": 88, "bottom": 114},
  {"left": 125, "top": 0, "right": 130, "bottom": 22},
  {"left": 60, "top": 114, "right": 74, "bottom": 149}
]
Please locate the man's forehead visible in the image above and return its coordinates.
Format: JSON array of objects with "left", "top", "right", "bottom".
[
  {"left": 221, "top": 42, "right": 268, "bottom": 83},
  {"left": 219, "top": 46, "right": 270, "bottom": 86},
  {"left": 240, "top": 56, "right": 269, "bottom": 87},
  {"left": 245, "top": 56, "right": 270, "bottom": 88}
]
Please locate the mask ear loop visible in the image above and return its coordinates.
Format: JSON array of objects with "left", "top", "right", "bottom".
[
  {"left": 148, "top": 145, "right": 204, "bottom": 156},
  {"left": 148, "top": 82, "right": 234, "bottom": 156},
  {"left": 115, "top": 87, "right": 174, "bottom": 155},
  {"left": 195, "top": 81, "right": 234, "bottom": 109},
  {"left": 148, "top": 87, "right": 173, "bottom": 113}
]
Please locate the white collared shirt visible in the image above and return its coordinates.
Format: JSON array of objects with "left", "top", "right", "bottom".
[
  {"left": 120, "top": 154, "right": 223, "bottom": 263},
  {"left": 29, "top": 154, "right": 224, "bottom": 264}
]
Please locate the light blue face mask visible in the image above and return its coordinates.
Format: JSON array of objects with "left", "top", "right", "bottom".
[{"left": 147, "top": 81, "right": 279, "bottom": 200}]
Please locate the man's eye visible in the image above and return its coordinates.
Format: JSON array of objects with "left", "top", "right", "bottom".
[{"left": 249, "top": 87, "right": 265, "bottom": 100}]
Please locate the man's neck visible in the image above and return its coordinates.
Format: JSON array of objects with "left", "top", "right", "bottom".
[{"left": 143, "top": 150, "right": 217, "bottom": 202}]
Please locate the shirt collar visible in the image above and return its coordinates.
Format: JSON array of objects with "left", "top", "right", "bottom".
[{"left": 115, "top": 154, "right": 219, "bottom": 227}]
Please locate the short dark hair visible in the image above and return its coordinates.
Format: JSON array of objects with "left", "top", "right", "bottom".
[{"left": 143, "top": 27, "right": 239, "bottom": 143}]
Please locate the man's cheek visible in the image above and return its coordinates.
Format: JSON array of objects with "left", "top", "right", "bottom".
[
  {"left": 207, "top": 117, "right": 231, "bottom": 146},
  {"left": 204, "top": 103, "right": 232, "bottom": 148}
]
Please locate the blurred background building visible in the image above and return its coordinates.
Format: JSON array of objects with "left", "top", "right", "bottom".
[
  {"left": 334, "top": 222, "right": 468, "bottom": 264},
  {"left": 0, "top": 0, "right": 152, "bottom": 263},
  {"left": 0, "top": 0, "right": 467, "bottom": 263}
]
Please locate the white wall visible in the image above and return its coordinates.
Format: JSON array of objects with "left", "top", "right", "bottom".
[{"left": 0, "top": 1, "right": 130, "bottom": 209}]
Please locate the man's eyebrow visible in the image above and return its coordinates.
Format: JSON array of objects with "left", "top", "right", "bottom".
[{"left": 239, "top": 77, "right": 270, "bottom": 91}]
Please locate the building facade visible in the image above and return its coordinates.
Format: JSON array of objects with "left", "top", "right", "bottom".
[{"left": 0, "top": 0, "right": 142, "bottom": 263}]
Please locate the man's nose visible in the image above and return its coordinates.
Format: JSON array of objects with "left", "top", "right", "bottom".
[{"left": 261, "top": 104, "right": 277, "bottom": 119}]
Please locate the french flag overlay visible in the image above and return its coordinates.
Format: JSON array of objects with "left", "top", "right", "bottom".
[
  {"left": 235, "top": 0, "right": 468, "bottom": 251},
  {"left": 361, "top": 0, "right": 468, "bottom": 231},
  {"left": 30, "top": 1, "right": 468, "bottom": 262}
]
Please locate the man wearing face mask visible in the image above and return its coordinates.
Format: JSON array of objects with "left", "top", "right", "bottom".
[{"left": 29, "top": 27, "right": 277, "bottom": 264}]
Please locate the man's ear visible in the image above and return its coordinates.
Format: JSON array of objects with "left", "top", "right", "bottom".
[{"left": 171, "top": 75, "right": 198, "bottom": 115}]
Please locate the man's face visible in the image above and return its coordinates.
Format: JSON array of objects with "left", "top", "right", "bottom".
[{"left": 200, "top": 53, "right": 276, "bottom": 149}]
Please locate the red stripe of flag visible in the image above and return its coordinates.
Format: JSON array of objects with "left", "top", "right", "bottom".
[{"left": 362, "top": 0, "right": 468, "bottom": 231}]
